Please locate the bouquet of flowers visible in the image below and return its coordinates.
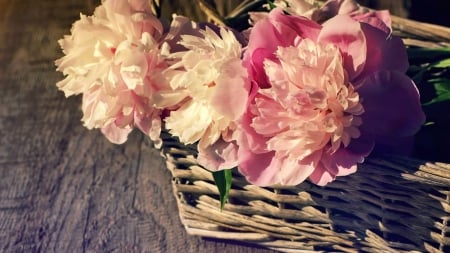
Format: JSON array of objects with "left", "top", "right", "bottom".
[{"left": 55, "top": 0, "right": 450, "bottom": 251}]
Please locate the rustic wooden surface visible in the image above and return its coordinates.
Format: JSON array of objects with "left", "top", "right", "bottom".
[{"left": 0, "top": 0, "right": 275, "bottom": 252}]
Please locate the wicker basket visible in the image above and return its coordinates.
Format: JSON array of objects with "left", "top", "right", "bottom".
[
  {"left": 162, "top": 133, "right": 450, "bottom": 252},
  {"left": 159, "top": 1, "right": 450, "bottom": 252}
]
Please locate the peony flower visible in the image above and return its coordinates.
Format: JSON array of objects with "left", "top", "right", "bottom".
[
  {"left": 164, "top": 25, "right": 250, "bottom": 171},
  {"left": 55, "top": 0, "right": 171, "bottom": 146},
  {"left": 237, "top": 8, "right": 425, "bottom": 186}
]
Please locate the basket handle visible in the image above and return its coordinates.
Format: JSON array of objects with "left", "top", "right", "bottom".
[{"left": 391, "top": 15, "right": 450, "bottom": 48}]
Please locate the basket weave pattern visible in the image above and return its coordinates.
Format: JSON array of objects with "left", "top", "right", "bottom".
[{"left": 162, "top": 133, "right": 450, "bottom": 252}]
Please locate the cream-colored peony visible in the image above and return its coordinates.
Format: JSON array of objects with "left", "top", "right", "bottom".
[
  {"left": 55, "top": 0, "right": 170, "bottom": 146},
  {"left": 164, "top": 26, "right": 250, "bottom": 170}
]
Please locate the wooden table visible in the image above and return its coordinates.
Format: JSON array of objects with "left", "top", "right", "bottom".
[{"left": 0, "top": 0, "right": 275, "bottom": 252}]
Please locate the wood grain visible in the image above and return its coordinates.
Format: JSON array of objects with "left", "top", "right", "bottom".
[{"left": 0, "top": 0, "right": 273, "bottom": 252}]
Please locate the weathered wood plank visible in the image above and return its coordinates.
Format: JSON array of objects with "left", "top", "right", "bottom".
[{"left": 0, "top": 0, "right": 273, "bottom": 252}]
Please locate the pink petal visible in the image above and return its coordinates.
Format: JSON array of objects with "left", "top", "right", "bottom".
[
  {"left": 246, "top": 11, "right": 292, "bottom": 56},
  {"left": 318, "top": 14, "right": 367, "bottom": 80},
  {"left": 358, "top": 71, "right": 425, "bottom": 138},
  {"left": 244, "top": 8, "right": 321, "bottom": 88},
  {"left": 197, "top": 139, "right": 239, "bottom": 171},
  {"left": 357, "top": 22, "right": 408, "bottom": 78},
  {"left": 237, "top": 149, "right": 277, "bottom": 186},
  {"left": 309, "top": 140, "right": 373, "bottom": 186},
  {"left": 279, "top": 152, "right": 320, "bottom": 185},
  {"left": 236, "top": 110, "right": 270, "bottom": 154},
  {"left": 101, "top": 123, "right": 132, "bottom": 144},
  {"left": 309, "top": 163, "right": 335, "bottom": 186},
  {"left": 244, "top": 19, "right": 284, "bottom": 89},
  {"left": 211, "top": 60, "right": 249, "bottom": 120},
  {"left": 135, "top": 109, "right": 162, "bottom": 148},
  {"left": 238, "top": 146, "right": 320, "bottom": 186},
  {"left": 324, "top": 147, "right": 363, "bottom": 176},
  {"left": 269, "top": 8, "right": 321, "bottom": 42},
  {"left": 119, "top": 52, "right": 148, "bottom": 90},
  {"left": 373, "top": 10, "right": 392, "bottom": 28},
  {"left": 136, "top": 14, "right": 164, "bottom": 39},
  {"left": 246, "top": 48, "right": 275, "bottom": 89},
  {"left": 352, "top": 11, "right": 391, "bottom": 34},
  {"left": 114, "top": 109, "right": 134, "bottom": 128}
]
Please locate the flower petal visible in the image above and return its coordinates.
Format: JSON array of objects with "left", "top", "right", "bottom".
[
  {"left": 269, "top": 8, "right": 321, "bottom": 42},
  {"left": 237, "top": 110, "right": 270, "bottom": 154},
  {"left": 358, "top": 70, "right": 425, "bottom": 138},
  {"left": 237, "top": 149, "right": 277, "bottom": 186},
  {"left": 238, "top": 145, "right": 320, "bottom": 186},
  {"left": 135, "top": 109, "right": 162, "bottom": 148},
  {"left": 245, "top": 8, "right": 321, "bottom": 88},
  {"left": 309, "top": 144, "right": 366, "bottom": 186},
  {"left": 352, "top": 11, "right": 391, "bottom": 34},
  {"left": 318, "top": 14, "right": 366, "bottom": 80},
  {"left": 324, "top": 144, "right": 368, "bottom": 177},
  {"left": 211, "top": 59, "right": 249, "bottom": 120},
  {"left": 309, "top": 163, "right": 334, "bottom": 186},
  {"left": 309, "top": 144, "right": 365, "bottom": 185},
  {"left": 357, "top": 22, "right": 408, "bottom": 77},
  {"left": 279, "top": 152, "right": 320, "bottom": 185},
  {"left": 197, "top": 139, "right": 239, "bottom": 171},
  {"left": 101, "top": 123, "right": 132, "bottom": 144}
]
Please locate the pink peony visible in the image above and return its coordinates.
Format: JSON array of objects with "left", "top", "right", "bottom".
[
  {"left": 238, "top": 8, "right": 425, "bottom": 186},
  {"left": 55, "top": 0, "right": 173, "bottom": 146}
]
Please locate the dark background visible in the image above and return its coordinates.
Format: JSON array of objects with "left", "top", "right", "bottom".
[{"left": 357, "top": 0, "right": 450, "bottom": 26}]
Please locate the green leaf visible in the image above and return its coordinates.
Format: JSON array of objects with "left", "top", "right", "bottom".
[
  {"left": 431, "top": 58, "right": 450, "bottom": 69},
  {"left": 423, "top": 78, "right": 450, "bottom": 105},
  {"left": 266, "top": 0, "right": 276, "bottom": 10},
  {"left": 212, "top": 169, "right": 232, "bottom": 210}
]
